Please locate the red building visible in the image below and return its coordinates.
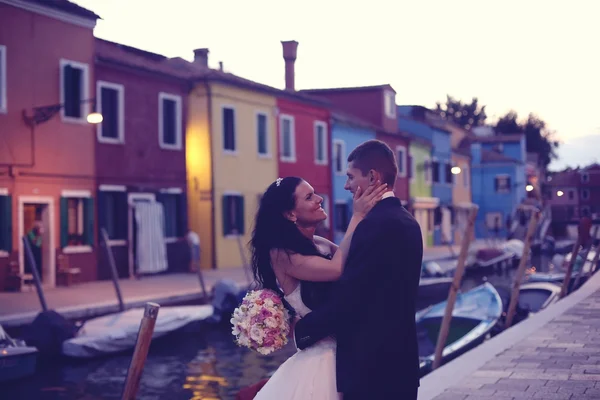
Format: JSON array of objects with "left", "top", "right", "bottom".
[
  {"left": 276, "top": 41, "right": 333, "bottom": 238},
  {"left": 301, "top": 84, "right": 411, "bottom": 204},
  {"left": 0, "top": 0, "right": 99, "bottom": 291},
  {"left": 94, "top": 39, "right": 190, "bottom": 279},
  {"left": 578, "top": 164, "right": 600, "bottom": 220}
]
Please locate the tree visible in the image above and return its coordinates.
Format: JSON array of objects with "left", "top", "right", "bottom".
[
  {"left": 435, "top": 95, "right": 487, "bottom": 130},
  {"left": 494, "top": 111, "right": 559, "bottom": 168}
]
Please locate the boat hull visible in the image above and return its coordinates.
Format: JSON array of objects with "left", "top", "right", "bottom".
[{"left": 0, "top": 346, "right": 38, "bottom": 383}]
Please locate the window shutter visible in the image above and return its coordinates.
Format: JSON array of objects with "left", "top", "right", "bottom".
[
  {"left": 236, "top": 196, "right": 245, "bottom": 235},
  {"left": 60, "top": 197, "right": 68, "bottom": 247},
  {"left": 84, "top": 197, "right": 95, "bottom": 246},
  {"left": 97, "top": 190, "right": 106, "bottom": 239},
  {"left": 156, "top": 192, "right": 168, "bottom": 236},
  {"left": 222, "top": 196, "right": 231, "bottom": 236},
  {"left": 176, "top": 193, "right": 187, "bottom": 237},
  {"left": 117, "top": 191, "right": 128, "bottom": 240},
  {"left": 0, "top": 195, "right": 11, "bottom": 252}
]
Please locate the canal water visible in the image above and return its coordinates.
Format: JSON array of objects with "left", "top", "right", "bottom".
[{"left": 4, "top": 254, "right": 556, "bottom": 400}]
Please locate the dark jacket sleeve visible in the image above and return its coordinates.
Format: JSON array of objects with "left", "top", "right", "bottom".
[{"left": 294, "top": 219, "right": 382, "bottom": 350}]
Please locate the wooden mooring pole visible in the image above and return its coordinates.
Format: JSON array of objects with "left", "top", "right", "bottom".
[
  {"left": 101, "top": 228, "right": 125, "bottom": 312},
  {"left": 504, "top": 209, "right": 540, "bottom": 329},
  {"left": 22, "top": 236, "right": 48, "bottom": 312},
  {"left": 560, "top": 236, "right": 583, "bottom": 299},
  {"left": 432, "top": 205, "right": 478, "bottom": 370},
  {"left": 121, "top": 302, "right": 160, "bottom": 400}
]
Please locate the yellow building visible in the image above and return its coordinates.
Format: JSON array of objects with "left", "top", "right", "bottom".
[{"left": 183, "top": 50, "right": 278, "bottom": 269}]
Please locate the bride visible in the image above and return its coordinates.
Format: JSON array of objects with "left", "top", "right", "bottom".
[{"left": 247, "top": 176, "right": 386, "bottom": 399}]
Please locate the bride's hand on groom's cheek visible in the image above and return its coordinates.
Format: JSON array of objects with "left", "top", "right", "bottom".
[{"left": 353, "top": 181, "right": 387, "bottom": 217}]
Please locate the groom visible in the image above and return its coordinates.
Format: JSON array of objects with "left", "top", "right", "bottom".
[{"left": 294, "top": 139, "right": 423, "bottom": 400}]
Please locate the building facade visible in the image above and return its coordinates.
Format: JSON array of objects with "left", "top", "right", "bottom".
[
  {"left": 409, "top": 137, "right": 435, "bottom": 247},
  {"left": 0, "top": 0, "right": 99, "bottom": 291}
]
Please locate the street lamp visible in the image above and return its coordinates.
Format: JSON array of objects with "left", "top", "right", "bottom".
[
  {"left": 451, "top": 166, "right": 461, "bottom": 175},
  {"left": 22, "top": 98, "right": 102, "bottom": 127},
  {"left": 526, "top": 185, "right": 534, "bottom": 192},
  {"left": 557, "top": 190, "right": 564, "bottom": 197}
]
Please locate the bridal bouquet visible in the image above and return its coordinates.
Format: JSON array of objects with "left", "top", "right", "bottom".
[{"left": 231, "top": 289, "right": 291, "bottom": 355}]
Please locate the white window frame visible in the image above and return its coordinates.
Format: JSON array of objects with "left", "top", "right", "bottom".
[
  {"left": 256, "top": 111, "right": 270, "bottom": 158},
  {"left": 495, "top": 174, "right": 511, "bottom": 194},
  {"left": 59, "top": 59, "right": 90, "bottom": 124},
  {"left": 424, "top": 156, "right": 432, "bottom": 185},
  {"left": 332, "top": 139, "right": 346, "bottom": 176},
  {"left": 314, "top": 121, "right": 328, "bottom": 165},
  {"left": 221, "top": 105, "right": 237, "bottom": 155},
  {"left": 96, "top": 81, "right": 125, "bottom": 144},
  {"left": 279, "top": 114, "right": 296, "bottom": 163},
  {"left": 396, "top": 145, "right": 407, "bottom": 178},
  {"left": 98, "top": 185, "right": 127, "bottom": 246},
  {"left": 384, "top": 90, "right": 396, "bottom": 118},
  {"left": 0, "top": 45, "right": 6, "bottom": 114},
  {"left": 158, "top": 92, "right": 183, "bottom": 151},
  {"left": 61, "top": 189, "right": 92, "bottom": 254}
]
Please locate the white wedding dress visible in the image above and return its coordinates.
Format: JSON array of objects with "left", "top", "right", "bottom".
[{"left": 254, "top": 283, "right": 339, "bottom": 399}]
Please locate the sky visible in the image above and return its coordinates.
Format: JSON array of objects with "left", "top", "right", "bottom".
[{"left": 73, "top": 0, "right": 599, "bottom": 170}]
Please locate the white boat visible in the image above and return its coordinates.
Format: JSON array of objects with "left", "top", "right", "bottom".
[
  {"left": 62, "top": 305, "right": 214, "bottom": 358},
  {"left": 0, "top": 325, "right": 38, "bottom": 382}
]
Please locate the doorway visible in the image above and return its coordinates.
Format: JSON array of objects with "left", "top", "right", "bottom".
[
  {"left": 127, "top": 193, "right": 155, "bottom": 278},
  {"left": 19, "top": 196, "right": 55, "bottom": 288}
]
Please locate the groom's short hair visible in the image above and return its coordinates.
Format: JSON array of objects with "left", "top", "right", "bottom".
[{"left": 347, "top": 139, "right": 398, "bottom": 187}]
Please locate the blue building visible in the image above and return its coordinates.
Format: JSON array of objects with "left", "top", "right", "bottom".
[
  {"left": 469, "top": 134, "right": 527, "bottom": 239},
  {"left": 330, "top": 112, "right": 377, "bottom": 244},
  {"left": 398, "top": 106, "right": 453, "bottom": 245}
]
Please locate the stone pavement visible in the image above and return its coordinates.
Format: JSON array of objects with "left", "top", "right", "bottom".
[
  {"left": 419, "top": 267, "right": 600, "bottom": 400},
  {"left": 0, "top": 267, "right": 251, "bottom": 327}
]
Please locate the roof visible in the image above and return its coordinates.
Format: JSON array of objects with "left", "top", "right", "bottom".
[
  {"left": 25, "top": 0, "right": 100, "bottom": 20},
  {"left": 300, "top": 84, "right": 395, "bottom": 94},
  {"left": 474, "top": 133, "right": 524, "bottom": 143},
  {"left": 546, "top": 169, "right": 581, "bottom": 186},
  {"left": 331, "top": 111, "right": 380, "bottom": 131},
  {"left": 481, "top": 150, "right": 522, "bottom": 164},
  {"left": 95, "top": 39, "right": 330, "bottom": 107}
]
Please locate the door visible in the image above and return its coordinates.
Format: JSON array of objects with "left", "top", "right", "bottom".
[
  {"left": 127, "top": 193, "right": 155, "bottom": 277},
  {"left": 19, "top": 197, "right": 55, "bottom": 288}
]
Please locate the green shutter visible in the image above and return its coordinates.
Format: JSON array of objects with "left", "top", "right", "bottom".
[
  {"left": 60, "top": 197, "right": 68, "bottom": 247},
  {"left": 0, "top": 195, "right": 12, "bottom": 252},
  {"left": 222, "top": 196, "right": 230, "bottom": 236},
  {"left": 85, "top": 197, "right": 95, "bottom": 246},
  {"left": 236, "top": 196, "right": 245, "bottom": 235}
]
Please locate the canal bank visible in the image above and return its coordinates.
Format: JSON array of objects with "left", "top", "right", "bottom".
[{"left": 419, "top": 264, "right": 600, "bottom": 400}]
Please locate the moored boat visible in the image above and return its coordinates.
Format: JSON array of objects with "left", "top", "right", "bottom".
[{"left": 0, "top": 325, "right": 38, "bottom": 383}]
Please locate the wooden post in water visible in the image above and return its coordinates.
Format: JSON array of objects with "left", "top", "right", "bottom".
[
  {"left": 101, "top": 228, "right": 126, "bottom": 312},
  {"left": 560, "top": 236, "right": 583, "bottom": 299},
  {"left": 504, "top": 209, "right": 540, "bottom": 329},
  {"left": 573, "top": 225, "right": 599, "bottom": 290},
  {"left": 121, "top": 302, "right": 160, "bottom": 400},
  {"left": 21, "top": 236, "right": 48, "bottom": 312},
  {"left": 431, "top": 205, "right": 478, "bottom": 371}
]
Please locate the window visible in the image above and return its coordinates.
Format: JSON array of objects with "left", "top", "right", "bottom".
[
  {"left": 314, "top": 121, "right": 328, "bottom": 165},
  {"left": 98, "top": 187, "right": 127, "bottom": 242},
  {"left": 280, "top": 115, "right": 296, "bottom": 162},
  {"left": 0, "top": 45, "right": 6, "bottom": 113},
  {"left": 396, "top": 146, "right": 407, "bottom": 178},
  {"left": 582, "top": 189, "right": 590, "bottom": 200},
  {"left": 568, "top": 190, "right": 575, "bottom": 200},
  {"left": 384, "top": 90, "right": 396, "bottom": 118},
  {"left": 445, "top": 163, "right": 453, "bottom": 184},
  {"left": 334, "top": 201, "right": 349, "bottom": 232},
  {"left": 223, "top": 194, "right": 244, "bottom": 236},
  {"left": 158, "top": 190, "right": 185, "bottom": 239},
  {"left": 222, "top": 106, "right": 236, "bottom": 153},
  {"left": 485, "top": 212, "right": 503, "bottom": 230},
  {"left": 256, "top": 112, "right": 269, "bottom": 156},
  {"left": 424, "top": 158, "right": 432, "bottom": 184},
  {"left": 408, "top": 155, "right": 414, "bottom": 181},
  {"left": 97, "top": 81, "right": 124, "bottom": 144},
  {"left": 463, "top": 166, "right": 469, "bottom": 187},
  {"left": 159, "top": 92, "right": 182, "bottom": 150},
  {"left": 0, "top": 191, "right": 11, "bottom": 254},
  {"left": 60, "top": 59, "right": 89, "bottom": 122},
  {"left": 582, "top": 173, "right": 589, "bottom": 183},
  {"left": 60, "top": 191, "right": 93, "bottom": 248},
  {"left": 494, "top": 175, "right": 511, "bottom": 194},
  {"left": 431, "top": 160, "right": 440, "bottom": 183},
  {"left": 333, "top": 140, "right": 346, "bottom": 175}
]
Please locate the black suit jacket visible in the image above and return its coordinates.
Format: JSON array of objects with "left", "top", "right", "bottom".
[{"left": 294, "top": 197, "right": 423, "bottom": 396}]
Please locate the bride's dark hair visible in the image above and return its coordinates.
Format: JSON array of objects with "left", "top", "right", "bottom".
[{"left": 250, "top": 177, "right": 331, "bottom": 314}]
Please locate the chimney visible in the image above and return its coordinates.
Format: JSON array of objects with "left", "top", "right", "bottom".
[
  {"left": 281, "top": 40, "right": 298, "bottom": 91},
  {"left": 193, "top": 48, "right": 209, "bottom": 68}
]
